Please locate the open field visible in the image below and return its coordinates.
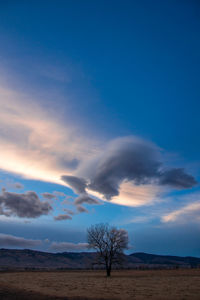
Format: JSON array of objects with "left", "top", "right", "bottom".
[{"left": 0, "top": 269, "right": 200, "bottom": 299}]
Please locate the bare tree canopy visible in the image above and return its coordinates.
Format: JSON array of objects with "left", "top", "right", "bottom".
[{"left": 87, "top": 223, "right": 129, "bottom": 276}]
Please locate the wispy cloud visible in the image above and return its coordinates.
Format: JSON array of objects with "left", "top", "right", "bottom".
[
  {"left": 74, "top": 194, "right": 100, "bottom": 205},
  {"left": 111, "top": 182, "right": 163, "bottom": 207},
  {"left": 54, "top": 214, "right": 72, "bottom": 221},
  {"left": 0, "top": 83, "right": 197, "bottom": 209},
  {"left": 2, "top": 180, "right": 24, "bottom": 190},
  {"left": 162, "top": 200, "right": 200, "bottom": 224},
  {"left": 63, "top": 208, "right": 75, "bottom": 215},
  {"left": 76, "top": 205, "right": 88, "bottom": 213},
  {"left": 42, "top": 192, "right": 57, "bottom": 200},
  {"left": 49, "top": 241, "right": 88, "bottom": 252},
  {"left": 0, "top": 233, "right": 42, "bottom": 248},
  {"left": 129, "top": 215, "right": 153, "bottom": 224},
  {"left": 0, "top": 85, "right": 98, "bottom": 186}
]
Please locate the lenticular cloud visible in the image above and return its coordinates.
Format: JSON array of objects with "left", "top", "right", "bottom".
[{"left": 62, "top": 136, "right": 197, "bottom": 202}]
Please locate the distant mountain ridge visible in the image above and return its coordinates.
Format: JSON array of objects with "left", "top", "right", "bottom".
[{"left": 0, "top": 249, "right": 199, "bottom": 270}]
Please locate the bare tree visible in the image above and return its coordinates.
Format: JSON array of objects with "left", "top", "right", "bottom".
[{"left": 87, "top": 223, "right": 128, "bottom": 276}]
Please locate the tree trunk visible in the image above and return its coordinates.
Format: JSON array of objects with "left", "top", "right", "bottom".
[{"left": 106, "top": 267, "right": 111, "bottom": 277}]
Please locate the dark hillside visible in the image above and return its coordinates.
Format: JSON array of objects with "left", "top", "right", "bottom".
[{"left": 0, "top": 249, "right": 199, "bottom": 270}]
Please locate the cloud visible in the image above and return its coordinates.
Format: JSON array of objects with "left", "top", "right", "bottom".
[
  {"left": 162, "top": 201, "right": 200, "bottom": 224},
  {"left": 61, "top": 176, "right": 100, "bottom": 206},
  {"left": 54, "top": 214, "right": 72, "bottom": 221},
  {"left": 159, "top": 168, "right": 197, "bottom": 189},
  {"left": 63, "top": 208, "right": 75, "bottom": 215},
  {"left": 0, "top": 85, "right": 98, "bottom": 186},
  {"left": 0, "top": 84, "right": 196, "bottom": 208},
  {"left": 14, "top": 182, "right": 24, "bottom": 189},
  {"left": 129, "top": 216, "right": 153, "bottom": 224},
  {"left": 74, "top": 194, "right": 100, "bottom": 205},
  {"left": 76, "top": 205, "right": 88, "bottom": 213},
  {"left": 49, "top": 241, "right": 89, "bottom": 252},
  {"left": 111, "top": 181, "right": 163, "bottom": 207},
  {"left": 61, "top": 175, "right": 87, "bottom": 194},
  {"left": 0, "top": 190, "right": 52, "bottom": 218},
  {"left": 42, "top": 192, "right": 57, "bottom": 200},
  {"left": 3, "top": 181, "right": 24, "bottom": 190},
  {"left": 86, "top": 137, "right": 161, "bottom": 199},
  {"left": 0, "top": 233, "right": 42, "bottom": 248},
  {"left": 53, "top": 191, "right": 67, "bottom": 197},
  {"left": 62, "top": 137, "right": 196, "bottom": 206},
  {"left": 10, "top": 182, "right": 24, "bottom": 189},
  {"left": 62, "top": 199, "right": 72, "bottom": 205}
]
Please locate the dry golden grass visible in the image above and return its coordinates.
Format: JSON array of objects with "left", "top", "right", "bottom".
[{"left": 0, "top": 269, "right": 200, "bottom": 299}]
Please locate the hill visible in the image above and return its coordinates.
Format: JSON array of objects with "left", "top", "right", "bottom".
[{"left": 0, "top": 249, "right": 199, "bottom": 270}]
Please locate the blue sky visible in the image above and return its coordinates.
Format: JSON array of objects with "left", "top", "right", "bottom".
[{"left": 0, "top": 0, "right": 199, "bottom": 256}]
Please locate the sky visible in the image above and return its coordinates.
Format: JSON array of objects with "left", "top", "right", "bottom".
[{"left": 0, "top": 0, "right": 199, "bottom": 256}]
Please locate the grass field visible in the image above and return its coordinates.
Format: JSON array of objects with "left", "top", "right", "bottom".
[{"left": 0, "top": 269, "right": 200, "bottom": 299}]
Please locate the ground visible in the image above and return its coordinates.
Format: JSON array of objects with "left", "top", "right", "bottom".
[{"left": 0, "top": 269, "right": 200, "bottom": 299}]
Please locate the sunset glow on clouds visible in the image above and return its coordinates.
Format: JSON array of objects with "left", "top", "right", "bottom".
[
  {"left": 162, "top": 194, "right": 200, "bottom": 224},
  {"left": 0, "top": 82, "right": 197, "bottom": 210},
  {"left": 0, "top": 0, "right": 199, "bottom": 256},
  {"left": 111, "top": 182, "right": 163, "bottom": 207},
  {"left": 0, "top": 84, "right": 98, "bottom": 185}
]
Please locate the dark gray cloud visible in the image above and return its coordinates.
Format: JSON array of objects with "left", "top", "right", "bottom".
[
  {"left": 54, "top": 214, "right": 72, "bottom": 221},
  {"left": 74, "top": 194, "right": 100, "bottom": 205},
  {"left": 159, "top": 168, "right": 197, "bottom": 189},
  {"left": 49, "top": 241, "right": 88, "bottom": 252},
  {"left": 61, "top": 175, "right": 87, "bottom": 194},
  {"left": 62, "top": 137, "right": 197, "bottom": 201},
  {"left": 88, "top": 137, "right": 161, "bottom": 199},
  {"left": 42, "top": 192, "right": 57, "bottom": 200},
  {"left": 76, "top": 205, "right": 88, "bottom": 213},
  {"left": 0, "top": 190, "right": 52, "bottom": 218},
  {"left": 0, "top": 233, "right": 42, "bottom": 248}
]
